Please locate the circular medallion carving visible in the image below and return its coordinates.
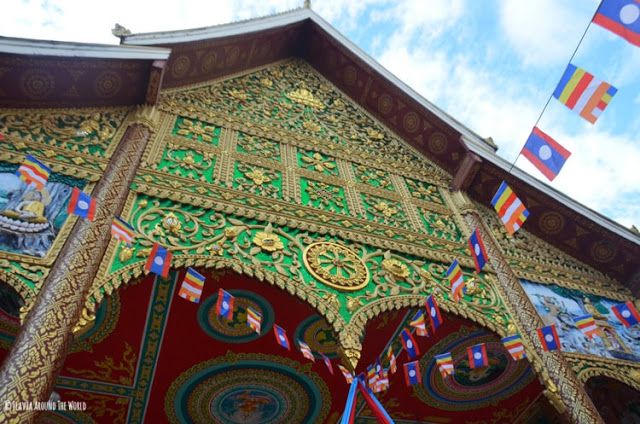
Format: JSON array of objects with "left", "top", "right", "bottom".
[
  {"left": 94, "top": 71, "right": 122, "bottom": 98},
  {"left": 171, "top": 55, "right": 191, "bottom": 78},
  {"left": 294, "top": 315, "right": 339, "bottom": 358},
  {"left": 538, "top": 211, "right": 565, "bottom": 235},
  {"left": 225, "top": 46, "right": 241, "bottom": 66},
  {"left": 166, "top": 354, "right": 330, "bottom": 424},
  {"left": 198, "top": 290, "right": 273, "bottom": 343},
  {"left": 377, "top": 93, "right": 394, "bottom": 115},
  {"left": 403, "top": 111, "right": 421, "bottom": 133},
  {"left": 200, "top": 52, "right": 218, "bottom": 73},
  {"left": 343, "top": 65, "right": 357, "bottom": 86},
  {"left": 303, "top": 242, "right": 369, "bottom": 291},
  {"left": 20, "top": 69, "right": 55, "bottom": 99},
  {"left": 415, "top": 331, "right": 534, "bottom": 411},
  {"left": 591, "top": 241, "right": 617, "bottom": 263},
  {"left": 428, "top": 132, "right": 448, "bottom": 154}
]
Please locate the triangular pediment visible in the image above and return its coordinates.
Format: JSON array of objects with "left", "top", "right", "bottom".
[{"left": 160, "top": 59, "right": 451, "bottom": 187}]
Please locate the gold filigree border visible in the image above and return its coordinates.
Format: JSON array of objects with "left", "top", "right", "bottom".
[{"left": 565, "top": 352, "right": 640, "bottom": 392}]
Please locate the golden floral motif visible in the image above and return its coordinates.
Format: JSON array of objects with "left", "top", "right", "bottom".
[
  {"left": 229, "top": 89, "right": 248, "bottom": 101},
  {"left": 300, "top": 151, "right": 337, "bottom": 173},
  {"left": 175, "top": 118, "right": 216, "bottom": 143},
  {"left": 224, "top": 226, "right": 244, "bottom": 239},
  {"left": 208, "top": 243, "right": 224, "bottom": 256},
  {"left": 260, "top": 78, "right": 273, "bottom": 88},
  {"left": 374, "top": 201, "right": 398, "bottom": 218},
  {"left": 286, "top": 87, "right": 325, "bottom": 109},
  {"left": 303, "top": 120, "right": 321, "bottom": 133},
  {"left": 118, "top": 246, "right": 133, "bottom": 262},
  {"left": 253, "top": 231, "right": 284, "bottom": 252},
  {"left": 366, "top": 128, "right": 384, "bottom": 140},
  {"left": 161, "top": 212, "right": 182, "bottom": 235},
  {"left": 303, "top": 242, "right": 369, "bottom": 291},
  {"left": 245, "top": 169, "right": 271, "bottom": 186},
  {"left": 381, "top": 258, "right": 409, "bottom": 278}
]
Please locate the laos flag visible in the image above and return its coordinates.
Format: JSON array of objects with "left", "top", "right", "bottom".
[
  {"left": 593, "top": 0, "right": 640, "bottom": 47},
  {"left": 67, "top": 187, "right": 96, "bottom": 221},
  {"left": 468, "top": 228, "right": 488, "bottom": 273},
  {"left": 537, "top": 324, "right": 561, "bottom": 351},
  {"left": 403, "top": 360, "right": 421, "bottom": 386},
  {"left": 273, "top": 324, "right": 291, "bottom": 350},
  {"left": 426, "top": 294, "right": 443, "bottom": 332},
  {"left": 612, "top": 301, "right": 640, "bottom": 327},
  {"left": 144, "top": 243, "right": 172, "bottom": 278},
  {"left": 400, "top": 328, "right": 420, "bottom": 359},
  {"left": 522, "top": 127, "right": 571, "bottom": 181},
  {"left": 216, "top": 288, "right": 234, "bottom": 320},
  {"left": 467, "top": 343, "right": 489, "bottom": 369}
]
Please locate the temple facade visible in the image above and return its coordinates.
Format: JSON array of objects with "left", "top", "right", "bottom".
[{"left": 0, "top": 6, "right": 639, "bottom": 423}]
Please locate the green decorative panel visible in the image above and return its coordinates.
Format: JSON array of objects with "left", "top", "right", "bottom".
[
  {"left": 298, "top": 149, "right": 338, "bottom": 176},
  {"left": 236, "top": 132, "right": 280, "bottom": 161},
  {"left": 419, "top": 207, "right": 463, "bottom": 242},
  {"left": 232, "top": 162, "right": 282, "bottom": 199},
  {"left": 354, "top": 164, "right": 393, "bottom": 191},
  {"left": 157, "top": 144, "right": 216, "bottom": 183},
  {"left": 361, "top": 194, "right": 410, "bottom": 230},
  {"left": 405, "top": 177, "right": 444, "bottom": 205},
  {"left": 99, "top": 195, "right": 510, "bottom": 336},
  {"left": 173, "top": 116, "right": 221, "bottom": 145},
  {"left": 300, "top": 178, "right": 348, "bottom": 214}
]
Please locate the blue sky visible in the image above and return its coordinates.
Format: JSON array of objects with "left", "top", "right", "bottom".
[{"left": 4, "top": 0, "right": 639, "bottom": 228}]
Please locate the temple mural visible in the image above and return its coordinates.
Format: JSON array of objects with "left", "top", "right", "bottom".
[
  {"left": 521, "top": 279, "right": 640, "bottom": 362},
  {"left": 0, "top": 163, "right": 77, "bottom": 258}
]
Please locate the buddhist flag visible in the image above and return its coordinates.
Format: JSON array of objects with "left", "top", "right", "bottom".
[
  {"left": 386, "top": 346, "right": 397, "bottom": 374},
  {"left": 338, "top": 364, "right": 354, "bottom": 384},
  {"left": 374, "top": 372, "right": 389, "bottom": 393},
  {"left": 537, "top": 324, "right": 561, "bottom": 351},
  {"left": 467, "top": 343, "right": 489, "bottom": 369},
  {"left": 320, "top": 353, "right": 334, "bottom": 375},
  {"left": 216, "top": 288, "right": 234, "bottom": 320},
  {"left": 111, "top": 217, "right": 135, "bottom": 245},
  {"left": 246, "top": 306, "right": 262, "bottom": 334},
  {"left": 435, "top": 352, "right": 454, "bottom": 377},
  {"left": 17, "top": 155, "right": 51, "bottom": 190},
  {"left": 400, "top": 328, "right": 420, "bottom": 359},
  {"left": 178, "top": 267, "right": 205, "bottom": 303},
  {"left": 468, "top": 228, "right": 488, "bottom": 273},
  {"left": 612, "top": 301, "right": 640, "bottom": 327},
  {"left": 273, "top": 324, "right": 291, "bottom": 350},
  {"left": 491, "top": 181, "right": 529, "bottom": 235},
  {"left": 144, "top": 243, "right": 172, "bottom": 278},
  {"left": 426, "top": 294, "right": 443, "bottom": 332},
  {"left": 367, "top": 364, "right": 378, "bottom": 388},
  {"left": 573, "top": 314, "right": 601, "bottom": 339},
  {"left": 522, "top": 127, "right": 571, "bottom": 181},
  {"left": 446, "top": 259, "right": 465, "bottom": 302},
  {"left": 502, "top": 334, "right": 526, "bottom": 360},
  {"left": 298, "top": 340, "right": 315, "bottom": 362},
  {"left": 553, "top": 64, "right": 617, "bottom": 124},
  {"left": 409, "top": 310, "right": 429, "bottom": 336},
  {"left": 403, "top": 360, "right": 421, "bottom": 386},
  {"left": 67, "top": 187, "right": 96, "bottom": 221},
  {"left": 593, "top": 0, "right": 640, "bottom": 47}
]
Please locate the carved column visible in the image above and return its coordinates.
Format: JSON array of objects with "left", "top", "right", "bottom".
[
  {"left": 451, "top": 192, "right": 604, "bottom": 424},
  {"left": 0, "top": 108, "right": 158, "bottom": 423}
]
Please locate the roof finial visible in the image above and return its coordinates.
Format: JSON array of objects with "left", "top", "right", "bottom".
[{"left": 304, "top": 0, "right": 311, "bottom": 8}]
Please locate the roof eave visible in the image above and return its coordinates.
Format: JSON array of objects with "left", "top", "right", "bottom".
[{"left": 0, "top": 36, "right": 171, "bottom": 60}]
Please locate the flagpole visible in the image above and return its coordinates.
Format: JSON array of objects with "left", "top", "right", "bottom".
[{"left": 507, "top": 1, "right": 601, "bottom": 173}]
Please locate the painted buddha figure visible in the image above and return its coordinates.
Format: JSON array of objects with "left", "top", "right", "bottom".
[{"left": 0, "top": 189, "right": 51, "bottom": 234}]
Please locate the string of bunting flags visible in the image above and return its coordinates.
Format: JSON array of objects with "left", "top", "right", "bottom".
[{"left": 493, "top": 0, "right": 639, "bottom": 237}]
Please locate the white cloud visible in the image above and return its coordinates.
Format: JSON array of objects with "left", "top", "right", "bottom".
[{"left": 498, "top": 0, "right": 599, "bottom": 67}]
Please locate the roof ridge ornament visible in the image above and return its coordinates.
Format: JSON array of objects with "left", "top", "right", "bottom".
[
  {"left": 112, "top": 23, "right": 132, "bottom": 39},
  {"left": 304, "top": 0, "right": 311, "bottom": 9}
]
